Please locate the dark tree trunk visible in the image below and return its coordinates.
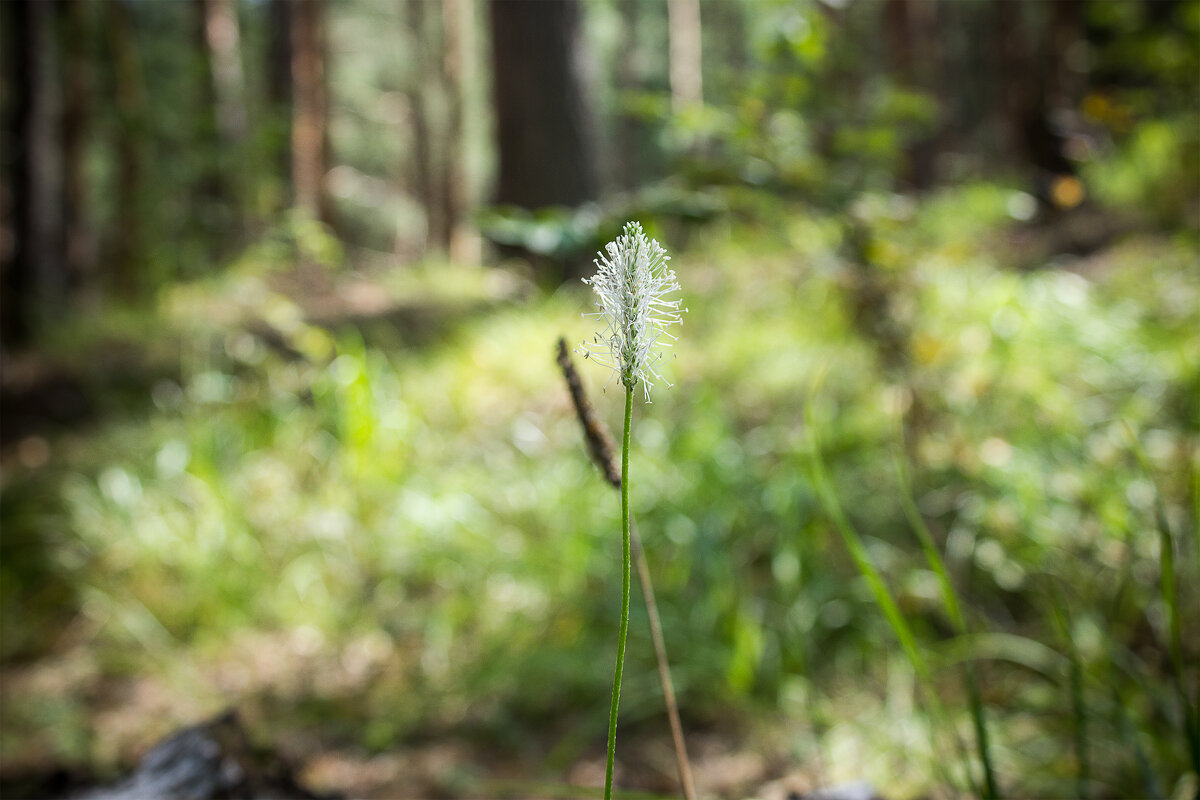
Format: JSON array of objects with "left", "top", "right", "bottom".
[
  {"left": 2, "top": 0, "right": 66, "bottom": 345},
  {"left": 192, "top": 0, "right": 227, "bottom": 241},
  {"left": 106, "top": 0, "right": 145, "bottom": 296},
  {"left": 267, "top": 0, "right": 293, "bottom": 197},
  {"left": 2, "top": 0, "right": 34, "bottom": 345},
  {"left": 992, "top": 0, "right": 1073, "bottom": 177},
  {"left": 61, "top": 0, "right": 95, "bottom": 301},
  {"left": 196, "top": 0, "right": 248, "bottom": 246},
  {"left": 290, "top": 0, "right": 330, "bottom": 222},
  {"left": 992, "top": 0, "right": 1026, "bottom": 163},
  {"left": 1028, "top": 0, "right": 1080, "bottom": 176},
  {"left": 489, "top": 0, "right": 597, "bottom": 210},
  {"left": 884, "top": 0, "right": 914, "bottom": 83},
  {"left": 884, "top": 0, "right": 938, "bottom": 189},
  {"left": 26, "top": 0, "right": 64, "bottom": 314}
]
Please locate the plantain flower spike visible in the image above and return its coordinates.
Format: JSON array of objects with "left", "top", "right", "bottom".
[{"left": 579, "top": 221, "right": 685, "bottom": 401}]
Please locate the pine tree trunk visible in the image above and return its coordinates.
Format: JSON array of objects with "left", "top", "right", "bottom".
[
  {"left": 406, "top": 0, "right": 447, "bottom": 254},
  {"left": 290, "top": 0, "right": 329, "bottom": 222},
  {"left": 61, "top": 0, "right": 95, "bottom": 300},
  {"left": 3, "top": 0, "right": 67, "bottom": 341},
  {"left": 992, "top": 0, "right": 1072, "bottom": 176},
  {"left": 614, "top": 0, "right": 641, "bottom": 192},
  {"left": 2, "top": 0, "right": 34, "bottom": 344},
  {"left": 489, "top": 0, "right": 597, "bottom": 210},
  {"left": 667, "top": 0, "right": 702, "bottom": 112},
  {"left": 106, "top": 0, "right": 145, "bottom": 296},
  {"left": 200, "top": 0, "right": 246, "bottom": 146},
  {"left": 195, "top": 0, "right": 247, "bottom": 247},
  {"left": 267, "top": 0, "right": 292, "bottom": 199},
  {"left": 192, "top": 0, "right": 226, "bottom": 238},
  {"left": 884, "top": 0, "right": 938, "bottom": 189},
  {"left": 441, "top": 0, "right": 473, "bottom": 261}
]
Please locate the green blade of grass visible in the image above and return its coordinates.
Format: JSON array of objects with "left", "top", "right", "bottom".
[
  {"left": 894, "top": 451, "right": 1000, "bottom": 800},
  {"left": 1110, "top": 652, "right": 1165, "bottom": 799},
  {"left": 1193, "top": 457, "right": 1200, "bottom": 586},
  {"left": 1124, "top": 422, "right": 1200, "bottom": 777},
  {"left": 804, "top": 399, "right": 975, "bottom": 797},
  {"left": 893, "top": 452, "right": 968, "bottom": 632},
  {"left": 936, "top": 632, "right": 1067, "bottom": 680},
  {"left": 805, "top": 412, "right": 929, "bottom": 685},
  {"left": 1049, "top": 591, "right": 1090, "bottom": 800}
]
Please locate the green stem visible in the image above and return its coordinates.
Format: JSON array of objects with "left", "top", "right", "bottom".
[{"left": 604, "top": 383, "right": 634, "bottom": 800}]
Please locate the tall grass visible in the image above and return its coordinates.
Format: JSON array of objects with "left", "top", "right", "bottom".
[
  {"left": 1049, "top": 592, "right": 1090, "bottom": 799},
  {"left": 6, "top": 188, "right": 1196, "bottom": 796},
  {"left": 1110, "top": 678, "right": 1163, "bottom": 800},
  {"left": 1125, "top": 424, "right": 1200, "bottom": 779},
  {"left": 804, "top": 399, "right": 979, "bottom": 796},
  {"left": 894, "top": 452, "right": 999, "bottom": 800}
]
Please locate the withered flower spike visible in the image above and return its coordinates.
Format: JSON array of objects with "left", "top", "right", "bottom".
[{"left": 556, "top": 337, "right": 622, "bottom": 489}]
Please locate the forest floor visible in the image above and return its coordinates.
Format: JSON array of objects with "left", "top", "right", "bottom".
[
  {"left": 2, "top": 192, "right": 1197, "bottom": 799},
  {"left": 0, "top": 256, "right": 824, "bottom": 800},
  {"left": 0, "top": 638, "right": 819, "bottom": 799}
]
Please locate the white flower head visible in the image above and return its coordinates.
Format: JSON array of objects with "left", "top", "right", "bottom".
[{"left": 579, "top": 221, "right": 685, "bottom": 400}]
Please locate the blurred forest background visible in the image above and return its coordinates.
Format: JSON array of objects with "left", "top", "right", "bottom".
[{"left": 1, "top": 0, "right": 1198, "bottom": 797}]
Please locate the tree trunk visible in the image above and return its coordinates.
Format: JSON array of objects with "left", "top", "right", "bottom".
[
  {"left": 884, "top": 0, "right": 914, "bottom": 80},
  {"left": 106, "top": 0, "right": 145, "bottom": 296},
  {"left": 614, "top": 0, "right": 642, "bottom": 191},
  {"left": 2, "top": 0, "right": 33, "bottom": 344},
  {"left": 406, "top": 0, "right": 447, "bottom": 254},
  {"left": 992, "top": 0, "right": 1073, "bottom": 177},
  {"left": 192, "top": 0, "right": 226, "bottom": 238},
  {"left": 199, "top": 0, "right": 246, "bottom": 146},
  {"left": 195, "top": 0, "right": 247, "bottom": 248},
  {"left": 2, "top": 0, "right": 66, "bottom": 344},
  {"left": 60, "top": 0, "right": 95, "bottom": 300},
  {"left": 27, "top": 0, "right": 64, "bottom": 314},
  {"left": 441, "top": 0, "right": 474, "bottom": 261},
  {"left": 489, "top": 0, "right": 597, "bottom": 210},
  {"left": 666, "top": 0, "right": 702, "bottom": 113},
  {"left": 290, "top": 0, "right": 329, "bottom": 222},
  {"left": 267, "top": 0, "right": 292, "bottom": 198},
  {"left": 1030, "top": 0, "right": 1079, "bottom": 176},
  {"left": 884, "top": 0, "right": 938, "bottom": 189}
]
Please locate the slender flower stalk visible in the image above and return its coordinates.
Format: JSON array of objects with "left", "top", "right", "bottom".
[
  {"left": 604, "top": 384, "right": 633, "bottom": 798},
  {"left": 556, "top": 337, "right": 696, "bottom": 800},
  {"left": 581, "top": 222, "right": 684, "bottom": 800}
]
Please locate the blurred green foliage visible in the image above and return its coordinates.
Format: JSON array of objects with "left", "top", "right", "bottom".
[
  {"left": 4, "top": 178, "right": 1197, "bottom": 796},
  {"left": 3, "top": 0, "right": 1199, "bottom": 795}
]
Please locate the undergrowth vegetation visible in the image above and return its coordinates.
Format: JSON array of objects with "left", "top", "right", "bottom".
[{"left": 2, "top": 183, "right": 1197, "bottom": 798}]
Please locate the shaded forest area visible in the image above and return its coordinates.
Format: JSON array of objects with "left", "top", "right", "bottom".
[
  {"left": 6, "top": 0, "right": 1195, "bottom": 326},
  {"left": 1, "top": 1, "right": 1199, "bottom": 799}
]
